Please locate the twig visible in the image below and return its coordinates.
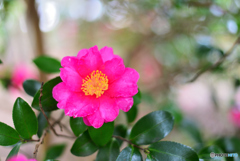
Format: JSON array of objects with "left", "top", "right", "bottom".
[
  {"left": 23, "top": 139, "right": 40, "bottom": 142},
  {"left": 33, "top": 128, "right": 48, "bottom": 158},
  {"left": 39, "top": 82, "right": 76, "bottom": 139},
  {"left": 112, "top": 135, "right": 149, "bottom": 153},
  {"left": 188, "top": 36, "right": 240, "bottom": 82}
]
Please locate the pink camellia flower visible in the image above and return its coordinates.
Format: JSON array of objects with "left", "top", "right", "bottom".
[
  {"left": 229, "top": 107, "right": 240, "bottom": 128},
  {"left": 7, "top": 154, "right": 37, "bottom": 161},
  {"left": 11, "top": 64, "right": 38, "bottom": 89},
  {"left": 53, "top": 46, "right": 139, "bottom": 128}
]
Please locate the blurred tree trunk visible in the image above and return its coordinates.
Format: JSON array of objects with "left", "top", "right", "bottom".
[{"left": 25, "top": 0, "right": 46, "bottom": 82}]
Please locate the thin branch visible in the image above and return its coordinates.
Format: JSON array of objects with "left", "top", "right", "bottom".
[
  {"left": 33, "top": 128, "right": 48, "bottom": 158},
  {"left": 112, "top": 135, "right": 149, "bottom": 153},
  {"left": 39, "top": 82, "right": 76, "bottom": 139},
  {"left": 188, "top": 36, "right": 240, "bottom": 82},
  {"left": 23, "top": 139, "right": 40, "bottom": 142}
]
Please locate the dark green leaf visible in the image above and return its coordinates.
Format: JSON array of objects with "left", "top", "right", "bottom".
[
  {"left": 6, "top": 143, "right": 22, "bottom": 159},
  {"left": 71, "top": 130, "right": 98, "bottom": 156},
  {"left": 70, "top": 117, "right": 87, "bottom": 137},
  {"left": 113, "top": 125, "right": 127, "bottom": 146},
  {"left": 45, "top": 144, "right": 66, "bottom": 160},
  {"left": 133, "top": 89, "right": 141, "bottom": 106},
  {"left": 161, "top": 102, "right": 183, "bottom": 125},
  {"left": 116, "top": 146, "right": 142, "bottom": 161},
  {"left": 96, "top": 138, "right": 120, "bottom": 161},
  {"left": 32, "top": 77, "right": 62, "bottom": 112},
  {"left": 125, "top": 105, "right": 138, "bottom": 123},
  {"left": 13, "top": 97, "right": 38, "bottom": 139},
  {"left": 33, "top": 56, "right": 61, "bottom": 73},
  {"left": 214, "top": 137, "right": 240, "bottom": 153},
  {"left": 0, "top": 59, "right": 2, "bottom": 64},
  {"left": 0, "top": 122, "right": 20, "bottom": 146},
  {"left": 148, "top": 141, "right": 199, "bottom": 161},
  {"left": 37, "top": 112, "right": 49, "bottom": 138},
  {"left": 179, "top": 119, "right": 203, "bottom": 143},
  {"left": 44, "top": 160, "right": 58, "bottom": 161},
  {"left": 23, "top": 80, "right": 41, "bottom": 97},
  {"left": 89, "top": 122, "right": 114, "bottom": 146},
  {"left": 198, "top": 145, "right": 224, "bottom": 160},
  {"left": 146, "top": 154, "right": 158, "bottom": 161},
  {"left": 130, "top": 110, "right": 174, "bottom": 145}
]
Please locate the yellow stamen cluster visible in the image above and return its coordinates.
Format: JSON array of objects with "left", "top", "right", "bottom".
[{"left": 81, "top": 70, "right": 108, "bottom": 98}]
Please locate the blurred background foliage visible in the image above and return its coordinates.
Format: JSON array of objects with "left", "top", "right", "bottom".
[{"left": 1, "top": 0, "right": 240, "bottom": 160}]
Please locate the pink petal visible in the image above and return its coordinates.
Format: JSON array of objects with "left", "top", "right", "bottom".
[
  {"left": 52, "top": 82, "right": 71, "bottom": 109},
  {"left": 65, "top": 93, "right": 99, "bottom": 117},
  {"left": 61, "top": 56, "right": 79, "bottom": 70},
  {"left": 99, "top": 95, "right": 119, "bottom": 122},
  {"left": 7, "top": 154, "right": 36, "bottom": 161},
  {"left": 77, "top": 46, "right": 103, "bottom": 77},
  {"left": 83, "top": 117, "right": 91, "bottom": 126},
  {"left": 86, "top": 110, "right": 104, "bottom": 128},
  {"left": 100, "top": 46, "right": 121, "bottom": 62},
  {"left": 60, "top": 67, "right": 83, "bottom": 92},
  {"left": 99, "top": 57, "right": 125, "bottom": 83},
  {"left": 115, "top": 97, "right": 133, "bottom": 112},
  {"left": 105, "top": 68, "right": 139, "bottom": 97},
  {"left": 77, "top": 48, "right": 88, "bottom": 59}
]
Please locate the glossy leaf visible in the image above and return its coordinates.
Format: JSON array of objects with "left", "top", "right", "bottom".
[
  {"left": 116, "top": 146, "right": 143, "bottom": 161},
  {"left": 32, "top": 77, "right": 61, "bottom": 112},
  {"left": 89, "top": 122, "right": 114, "bottom": 146},
  {"left": 148, "top": 141, "right": 199, "bottom": 161},
  {"left": 0, "top": 122, "right": 20, "bottom": 146},
  {"left": 113, "top": 125, "right": 127, "bottom": 146},
  {"left": 179, "top": 119, "right": 203, "bottom": 143},
  {"left": 37, "top": 112, "right": 49, "bottom": 138},
  {"left": 23, "top": 79, "right": 41, "bottom": 97},
  {"left": 126, "top": 105, "right": 138, "bottom": 123},
  {"left": 45, "top": 144, "right": 66, "bottom": 160},
  {"left": 133, "top": 88, "right": 141, "bottom": 106},
  {"left": 70, "top": 117, "right": 87, "bottom": 137},
  {"left": 130, "top": 110, "right": 174, "bottom": 145},
  {"left": 13, "top": 97, "right": 38, "bottom": 139},
  {"left": 198, "top": 145, "right": 224, "bottom": 160},
  {"left": 33, "top": 56, "right": 61, "bottom": 73},
  {"left": 96, "top": 138, "right": 120, "bottom": 161},
  {"left": 71, "top": 131, "right": 98, "bottom": 156},
  {"left": 6, "top": 143, "right": 22, "bottom": 159}
]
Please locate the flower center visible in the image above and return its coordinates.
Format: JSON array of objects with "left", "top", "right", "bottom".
[{"left": 81, "top": 70, "right": 108, "bottom": 98}]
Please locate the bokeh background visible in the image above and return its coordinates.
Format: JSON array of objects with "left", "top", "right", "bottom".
[{"left": 1, "top": 0, "right": 240, "bottom": 160}]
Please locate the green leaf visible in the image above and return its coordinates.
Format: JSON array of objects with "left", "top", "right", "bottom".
[
  {"left": 125, "top": 105, "right": 138, "bottom": 123},
  {"left": 0, "top": 122, "right": 20, "bottom": 146},
  {"left": 0, "top": 59, "right": 2, "bottom": 64},
  {"left": 161, "top": 102, "right": 183, "bottom": 125},
  {"left": 70, "top": 117, "right": 87, "bottom": 137},
  {"left": 37, "top": 112, "right": 49, "bottom": 138},
  {"left": 198, "top": 145, "right": 224, "bottom": 160},
  {"left": 96, "top": 138, "right": 120, "bottom": 161},
  {"left": 148, "top": 141, "right": 199, "bottom": 161},
  {"left": 179, "top": 119, "right": 203, "bottom": 143},
  {"left": 133, "top": 89, "right": 141, "bottom": 106},
  {"left": 71, "top": 130, "right": 98, "bottom": 156},
  {"left": 6, "top": 143, "right": 22, "bottom": 159},
  {"left": 33, "top": 56, "right": 61, "bottom": 73},
  {"left": 23, "top": 80, "right": 41, "bottom": 97},
  {"left": 129, "top": 110, "right": 174, "bottom": 145},
  {"left": 45, "top": 144, "right": 66, "bottom": 160},
  {"left": 116, "top": 146, "right": 143, "bottom": 161},
  {"left": 113, "top": 125, "right": 127, "bottom": 146},
  {"left": 146, "top": 154, "right": 158, "bottom": 161},
  {"left": 89, "top": 122, "right": 114, "bottom": 147},
  {"left": 32, "top": 77, "right": 62, "bottom": 112},
  {"left": 214, "top": 137, "right": 240, "bottom": 153},
  {"left": 13, "top": 97, "right": 38, "bottom": 139}
]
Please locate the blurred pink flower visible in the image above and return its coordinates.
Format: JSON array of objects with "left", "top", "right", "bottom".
[
  {"left": 229, "top": 107, "right": 240, "bottom": 128},
  {"left": 7, "top": 154, "right": 37, "bottom": 161},
  {"left": 53, "top": 46, "right": 139, "bottom": 128},
  {"left": 11, "top": 64, "right": 38, "bottom": 89}
]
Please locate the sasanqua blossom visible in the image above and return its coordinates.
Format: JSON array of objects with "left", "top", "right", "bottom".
[
  {"left": 53, "top": 46, "right": 139, "bottom": 128},
  {"left": 7, "top": 154, "right": 37, "bottom": 161}
]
